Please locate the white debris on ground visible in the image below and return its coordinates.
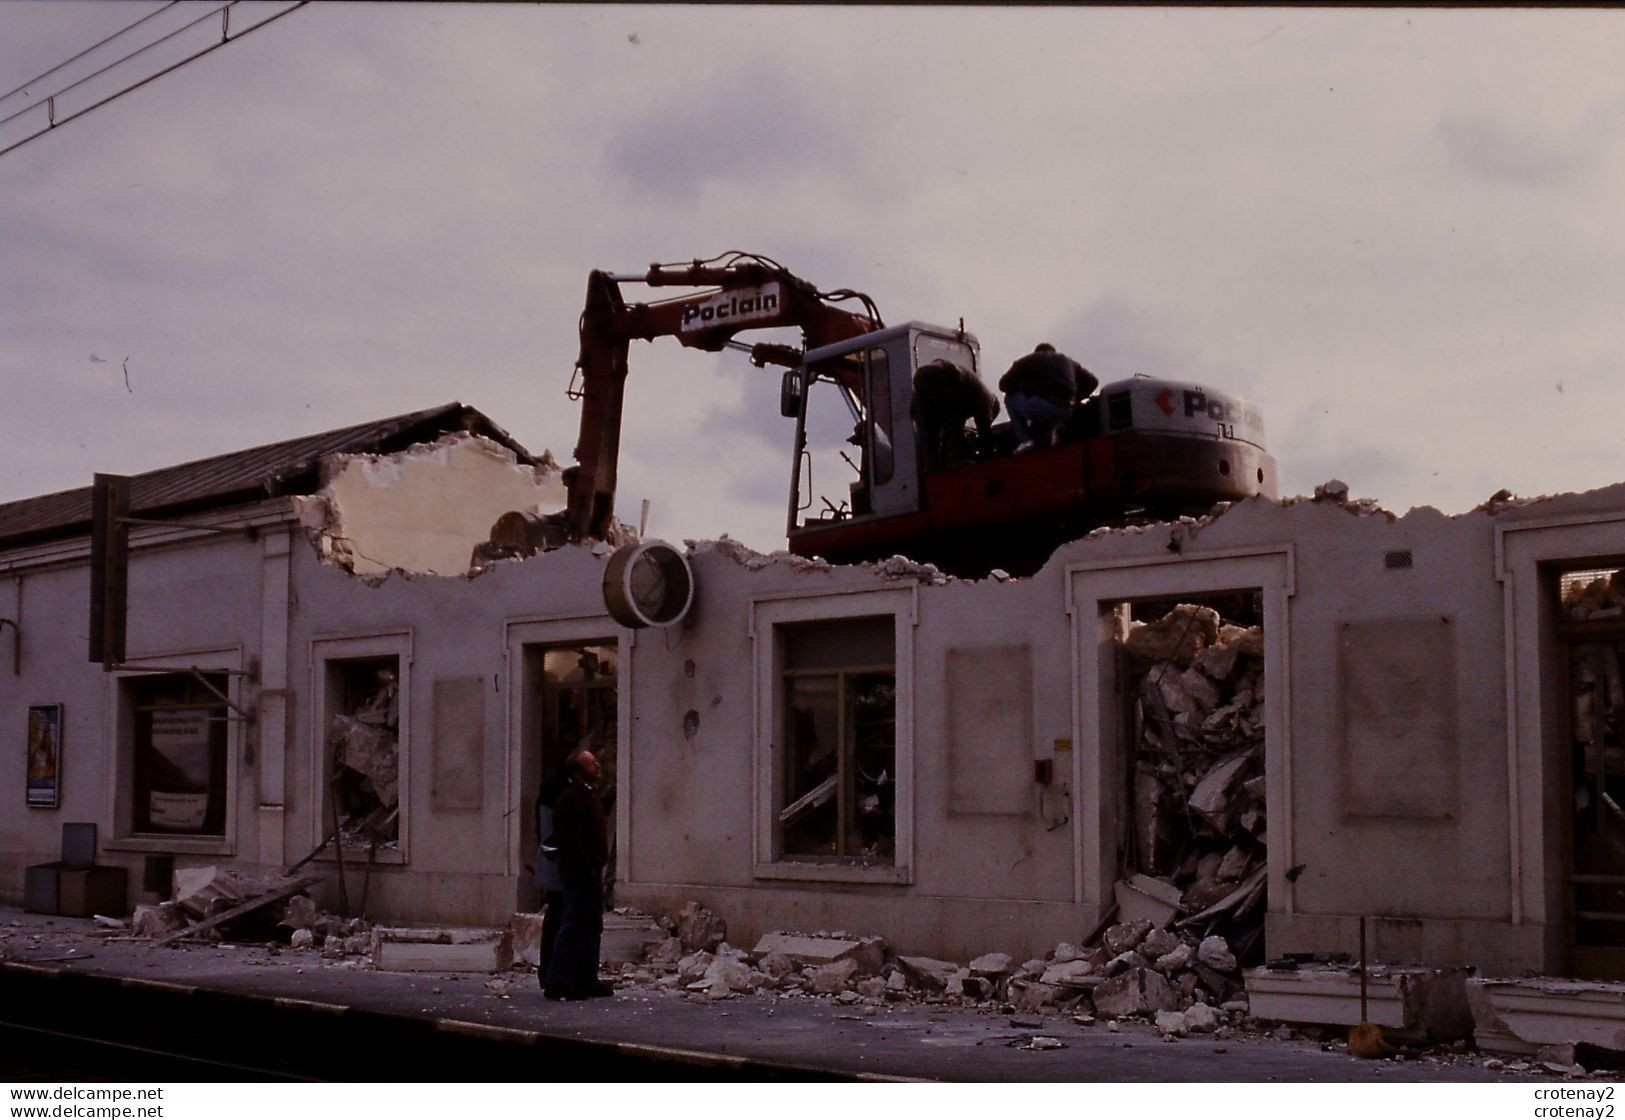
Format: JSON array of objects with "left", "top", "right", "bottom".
[
  {"left": 121, "top": 864, "right": 375, "bottom": 963},
  {"left": 573, "top": 901, "right": 1614, "bottom": 1077}
]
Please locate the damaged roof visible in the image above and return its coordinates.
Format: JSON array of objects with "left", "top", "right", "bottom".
[{"left": 0, "top": 402, "right": 536, "bottom": 549}]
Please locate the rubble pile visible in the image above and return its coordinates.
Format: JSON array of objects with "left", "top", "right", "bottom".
[
  {"left": 1120, "top": 603, "right": 1267, "bottom": 960},
  {"left": 684, "top": 536, "right": 834, "bottom": 575},
  {"left": 625, "top": 902, "right": 1248, "bottom": 1027},
  {"left": 129, "top": 864, "right": 372, "bottom": 958},
  {"left": 328, "top": 668, "right": 400, "bottom": 846},
  {"left": 1563, "top": 568, "right": 1625, "bottom": 622}
]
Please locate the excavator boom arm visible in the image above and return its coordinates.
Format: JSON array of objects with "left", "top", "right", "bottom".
[{"left": 565, "top": 260, "right": 879, "bottom": 541}]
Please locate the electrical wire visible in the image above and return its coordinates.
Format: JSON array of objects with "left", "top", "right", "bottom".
[
  {"left": 0, "top": 2, "right": 307, "bottom": 161},
  {"left": 0, "top": 2, "right": 234, "bottom": 133},
  {"left": 0, "top": 1, "right": 181, "bottom": 107}
]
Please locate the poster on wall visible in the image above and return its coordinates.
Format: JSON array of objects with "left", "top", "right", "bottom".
[
  {"left": 26, "top": 704, "right": 62, "bottom": 809},
  {"left": 147, "top": 707, "right": 212, "bottom": 831}
]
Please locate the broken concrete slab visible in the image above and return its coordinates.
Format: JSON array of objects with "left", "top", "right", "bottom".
[
  {"left": 898, "top": 955, "right": 959, "bottom": 992},
  {"left": 1197, "top": 935, "right": 1238, "bottom": 973},
  {"left": 372, "top": 926, "right": 513, "bottom": 973},
  {"left": 1102, "top": 919, "right": 1154, "bottom": 956},
  {"left": 675, "top": 901, "right": 726, "bottom": 953},
  {"left": 1093, "top": 966, "right": 1177, "bottom": 1018},
  {"left": 1123, "top": 604, "right": 1220, "bottom": 667},
  {"left": 1468, "top": 976, "right": 1625, "bottom": 1056},
  {"left": 509, "top": 912, "right": 544, "bottom": 967},
  {"left": 807, "top": 958, "right": 860, "bottom": 994},
  {"left": 1039, "top": 959, "right": 1098, "bottom": 988},
  {"left": 1113, "top": 875, "right": 1183, "bottom": 930},
  {"left": 1248, "top": 964, "right": 1475, "bottom": 1043},
  {"left": 130, "top": 902, "right": 188, "bottom": 940},
  {"left": 968, "top": 952, "right": 1015, "bottom": 978},
  {"left": 602, "top": 912, "right": 664, "bottom": 965},
  {"left": 1009, "top": 980, "right": 1062, "bottom": 1012},
  {"left": 750, "top": 931, "right": 885, "bottom": 975}
]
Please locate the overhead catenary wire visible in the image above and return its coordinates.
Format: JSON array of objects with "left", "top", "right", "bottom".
[
  {"left": 0, "top": 1, "right": 308, "bottom": 161},
  {"left": 0, "top": 0, "right": 182, "bottom": 107},
  {"left": 0, "top": 2, "right": 234, "bottom": 134}
]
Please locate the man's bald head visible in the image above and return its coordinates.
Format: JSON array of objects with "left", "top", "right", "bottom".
[{"left": 566, "top": 748, "right": 601, "bottom": 783}]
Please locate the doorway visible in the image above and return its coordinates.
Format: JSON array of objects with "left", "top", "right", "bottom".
[
  {"left": 519, "top": 641, "right": 619, "bottom": 907},
  {"left": 1558, "top": 565, "right": 1625, "bottom": 978}
]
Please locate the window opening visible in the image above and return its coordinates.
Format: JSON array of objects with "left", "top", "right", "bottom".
[
  {"left": 326, "top": 657, "right": 401, "bottom": 848},
  {"left": 129, "top": 673, "right": 228, "bottom": 835},
  {"left": 778, "top": 617, "right": 895, "bottom": 864}
]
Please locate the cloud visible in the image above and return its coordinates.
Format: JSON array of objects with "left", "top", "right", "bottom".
[
  {"left": 1434, "top": 111, "right": 1592, "bottom": 189},
  {"left": 600, "top": 63, "right": 864, "bottom": 206}
]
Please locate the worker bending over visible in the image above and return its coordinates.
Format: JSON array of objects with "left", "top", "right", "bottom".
[
  {"left": 910, "top": 358, "right": 1000, "bottom": 472},
  {"left": 998, "top": 343, "right": 1098, "bottom": 453}
]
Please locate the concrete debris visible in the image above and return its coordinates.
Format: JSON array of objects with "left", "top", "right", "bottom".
[
  {"left": 1102, "top": 920, "right": 1154, "bottom": 956},
  {"left": 701, "top": 956, "right": 755, "bottom": 993},
  {"left": 676, "top": 950, "right": 715, "bottom": 984},
  {"left": 373, "top": 926, "right": 512, "bottom": 973},
  {"left": 1093, "top": 967, "right": 1178, "bottom": 1018},
  {"left": 1115, "top": 875, "right": 1184, "bottom": 930},
  {"left": 897, "top": 955, "right": 960, "bottom": 992},
  {"left": 280, "top": 894, "right": 319, "bottom": 932},
  {"left": 855, "top": 976, "right": 889, "bottom": 1000},
  {"left": 1314, "top": 479, "right": 1350, "bottom": 503},
  {"left": 675, "top": 901, "right": 727, "bottom": 953},
  {"left": 1197, "top": 936, "right": 1239, "bottom": 973},
  {"left": 290, "top": 928, "right": 315, "bottom": 951},
  {"left": 865, "top": 555, "right": 952, "bottom": 584},
  {"left": 1122, "top": 604, "right": 1220, "bottom": 668},
  {"left": 968, "top": 952, "right": 1015, "bottom": 978},
  {"left": 130, "top": 903, "right": 188, "bottom": 940},
  {"left": 1010, "top": 980, "right": 1062, "bottom": 1012},
  {"left": 328, "top": 667, "right": 401, "bottom": 846},
  {"left": 808, "top": 958, "right": 861, "bottom": 994},
  {"left": 751, "top": 931, "right": 885, "bottom": 975},
  {"left": 1119, "top": 602, "right": 1267, "bottom": 966},
  {"left": 683, "top": 537, "right": 833, "bottom": 576},
  {"left": 1139, "top": 928, "right": 1181, "bottom": 961},
  {"left": 1563, "top": 568, "right": 1625, "bottom": 622},
  {"left": 1039, "top": 959, "right": 1098, "bottom": 988}
]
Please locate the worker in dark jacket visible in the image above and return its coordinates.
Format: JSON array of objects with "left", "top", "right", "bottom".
[
  {"left": 532, "top": 767, "right": 570, "bottom": 989},
  {"left": 543, "top": 748, "right": 612, "bottom": 1000},
  {"left": 910, "top": 359, "right": 1000, "bottom": 471},
  {"left": 997, "top": 342, "right": 1098, "bottom": 453}
]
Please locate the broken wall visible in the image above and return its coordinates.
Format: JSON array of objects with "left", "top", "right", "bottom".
[
  {"left": 282, "top": 539, "right": 612, "bottom": 925},
  {"left": 295, "top": 432, "right": 565, "bottom": 577}
]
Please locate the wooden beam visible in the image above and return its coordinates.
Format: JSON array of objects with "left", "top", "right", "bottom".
[{"left": 153, "top": 874, "right": 322, "bottom": 946}]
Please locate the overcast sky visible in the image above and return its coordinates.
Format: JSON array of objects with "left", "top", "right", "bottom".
[{"left": 3, "top": 3, "right": 1623, "bottom": 551}]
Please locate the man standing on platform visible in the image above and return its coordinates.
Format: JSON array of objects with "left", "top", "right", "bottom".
[{"left": 543, "top": 748, "right": 613, "bottom": 1000}]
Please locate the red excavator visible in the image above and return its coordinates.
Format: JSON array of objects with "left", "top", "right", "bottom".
[{"left": 544, "top": 251, "right": 1276, "bottom": 578}]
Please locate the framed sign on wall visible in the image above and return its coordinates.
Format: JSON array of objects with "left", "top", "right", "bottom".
[{"left": 26, "top": 704, "right": 62, "bottom": 809}]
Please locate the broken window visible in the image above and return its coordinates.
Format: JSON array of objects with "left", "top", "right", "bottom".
[
  {"left": 1559, "top": 565, "right": 1625, "bottom": 972},
  {"left": 325, "top": 656, "right": 401, "bottom": 848},
  {"left": 1115, "top": 594, "right": 1266, "bottom": 958},
  {"left": 778, "top": 616, "right": 896, "bottom": 864},
  {"left": 127, "top": 673, "right": 229, "bottom": 836}
]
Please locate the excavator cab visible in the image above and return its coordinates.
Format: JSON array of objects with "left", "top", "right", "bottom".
[{"left": 786, "top": 321, "right": 979, "bottom": 547}]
